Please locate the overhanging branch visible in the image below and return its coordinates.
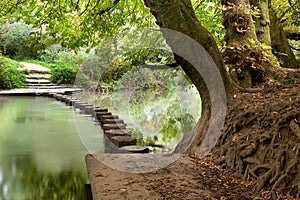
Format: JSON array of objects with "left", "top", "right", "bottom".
[
  {"left": 142, "top": 62, "right": 180, "bottom": 70},
  {"left": 95, "top": 0, "right": 121, "bottom": 16}
]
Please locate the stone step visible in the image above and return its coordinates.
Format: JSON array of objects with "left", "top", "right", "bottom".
[
  {"left": 26, "top": 79, "right": 52, "bottom": 84},
  {"left": 104, "top": 129, "right": 132, "bottom": 140},
  {"left": 26, "top": 74, "right": 50, "bottom": 79},
  {"left": 19, "top": 68, "right": 50, "bottom": 74},
  {"left": 66, "top": 99, "right": 82, "bottom": 106},
  {"left": 91, "top": 109, "right": 109, "bottom": 117},
  {"left": 100, "top": 115, "right": 119, "bottom": 120},
  {"left": 102, "top": 123, "right": 126, "bottom": 131},
  {"left": 102, "top": 118, "right": 124, "bottom": 124},
  {"left": 77, "top": 103, "right": 94, "bottom": 110},
  {"left": 95, "top": 112, "right": 112, "bottom": 121},
  {"left": 27, "top": 84, "right": 56, "bottom": 87},
  {"left": 110, "top": 136, "right": 136, "bottom": 147}
]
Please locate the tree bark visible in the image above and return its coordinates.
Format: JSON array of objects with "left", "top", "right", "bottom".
[
  {"left": 222, "top": 0, "right": 269, "bottom": 87},
  {"left": 252, "top": 0, "right": 271, "bottom": 46},
  {"left": 269, "top": 7, "right": 299, "bottom": 68},
  {"left": 143, "top": 0, "right": 233, "bottom": 153}
]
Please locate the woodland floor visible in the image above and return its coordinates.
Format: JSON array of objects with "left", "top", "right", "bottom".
[{"left": 88, "top": 76, "right": 299, "bottom": 200}]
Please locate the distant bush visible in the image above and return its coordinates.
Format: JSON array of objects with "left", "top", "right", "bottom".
[
  {"left": 75, "top": 74, "right": 92, "bottom": 89},
  {"left": 50, "top": 64, "right": 78, "bottom": 84},
  {"left": 38, "top": 44, "right": 66, "bottom": 63},
  {"left": 38, "top": 45, "right": 89, "bottom": 68},
  {"left": 0, "top": 56, "right": 27, "bottom": 89},
  {"left": 56, "top": 49, "right": 88, "bottom": 69},
  {"left": 0, "top": 22, "right": 33, "bottom": 58}
]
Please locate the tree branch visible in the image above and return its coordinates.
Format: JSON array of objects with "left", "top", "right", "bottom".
[
  {"left": 95, "top": 0, "right": 121, "bottom": 16},
  {"left": 288, "top": 0, "right": 299, "bottom": 12},
  {"left": 78, "top": 0, "right": 91, "bottom": 17},
  {"left": 142, "top": 62, "right": 180, "bottom": 70}
]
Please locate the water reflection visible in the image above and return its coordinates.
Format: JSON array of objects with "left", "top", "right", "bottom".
[
  {"left": 88, "top": 68, "right": 202, "bottom": 152},
  {"left": 0, "top": 96, "right": 103, "bottom": 200}
]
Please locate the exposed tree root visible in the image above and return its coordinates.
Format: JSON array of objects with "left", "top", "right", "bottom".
[{"left": 213, "top": 80, "right": 300, "bottom": 198}]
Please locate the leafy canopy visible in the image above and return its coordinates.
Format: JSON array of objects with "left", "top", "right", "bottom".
[{"left": 0, "top": 0, "right": 156, "bottom": 49}]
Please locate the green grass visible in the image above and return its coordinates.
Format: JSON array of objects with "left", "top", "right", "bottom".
[{"left": 0, "top": 55, "right": 27, "bottom": 89}]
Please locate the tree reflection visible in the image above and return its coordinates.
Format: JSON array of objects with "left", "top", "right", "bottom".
[{"left": 0, "top": 155, "right": 87, "bottom": 200}]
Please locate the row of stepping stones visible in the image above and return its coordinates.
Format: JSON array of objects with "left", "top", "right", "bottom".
[{"left": 49, "top": 93, "right": 150, "bottom": 153}]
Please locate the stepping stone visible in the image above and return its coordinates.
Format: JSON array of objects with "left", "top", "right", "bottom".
[
  {"left": 110, "top": 136, "right": 136, "bottom": 147},
  {"left": 73, "top": 101, "right": 85, "bottom": 107},
  {"left": 93, "top": 108, "right": 108, "bottom": 112},
  {"left": 54, "top": 94, "right": 64, "bottom": 100},
  {"left": 91, "top": 108, "right": 109, "bottom": 117},
  {"left": 99, "top": 115, "right": 119, "bottom": 121},
  {"left": 102, "top": 123, "right": 126, "bottom": 131},
  {"left": 58, "top": 95, "right": 68, "bottom": 101},
  {"left": 83, "top": 106, "right": 94, "bottom": 114},
  {"left": 67, "top": 99, "right": 81, "bottom": 106},
  {"left": 64, "top": 97, "right": 77, "bottom": 104},
  {"left": 95, "top": 112, "right": 112, "bottom": 120},
  {"left": 102, "top": 119, "right": 124, "bottom": 124},
  {"left": 120, "top": 145, "right": 150, "bottom": 153},
  {"left": 78, "top": 103, "right": 93, "bottom": 110},
  {"left": 104, "top": 129, "right": 132, "bottom": 139}
]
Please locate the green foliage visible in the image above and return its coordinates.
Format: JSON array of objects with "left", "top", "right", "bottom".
[
  {"left": 38, "top": 44, "right": 67, "bottom": 64},
  {"left": 0, "top": 0, "right": 156, "bottom": 50},
  {"left": 50, "top": 64, "right": 78, "bottom": 84},
  {"left": 192, "top": 0, "right": 225, "bottom": 48},
  {"left": 55, "top": 49, "right": 89, "bottom": 69},
  {"left": 0, "top": 55, "right": 27, "bottom": 89},
  {"left": 0, "top": 21, "right": 33, "bottom": 58},
  {"left": 38, "top": 45, "right": 89, "bottom": 67},
  {"left": 99, "top": 46, "right": 174, "bottom": 90},
  {"left": 75, "top": 74, "right": 92, "bottom": 88}
]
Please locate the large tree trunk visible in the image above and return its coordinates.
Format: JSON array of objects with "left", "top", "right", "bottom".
[
  {"left": 269, "top": 7, "right": 299, "bottom": 69},
  {"left": 143, "top": 0, "right": 233, "bottom": 154},
  {"left": 252, "top": 0, "right": 271, "bottom": 46},
  {"left": 222, "top": 0, "right": 270, "bottom": 87}
]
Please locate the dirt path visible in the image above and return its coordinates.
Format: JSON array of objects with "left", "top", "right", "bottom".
[
  {"left": 19, "top": 62, "right": 50, "bottom": 72},
  {"left": 86, "top": 154, "right": 257, "bottom": 200}
]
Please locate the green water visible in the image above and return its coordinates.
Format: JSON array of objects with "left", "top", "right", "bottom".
[{"left": 0, "top": 96, "right": 104, "bottom": 200}]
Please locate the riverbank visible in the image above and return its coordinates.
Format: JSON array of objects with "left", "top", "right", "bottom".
[{"left": 85, "top": 79, "right": 299, "bottom": 200}]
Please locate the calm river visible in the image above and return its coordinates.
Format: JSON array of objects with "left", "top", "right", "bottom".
[{"left": 0, "top": 96, "right": 104, "bottom": 200}]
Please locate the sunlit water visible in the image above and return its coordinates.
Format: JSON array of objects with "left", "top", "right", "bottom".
[{"left": 0, "top": 96, "right": 104, "bottom": 200}]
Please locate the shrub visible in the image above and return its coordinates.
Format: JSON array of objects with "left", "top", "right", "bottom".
[
  {"left": 50, "top": 64, "right": 78, "bottom": 84},
  {"left": 38, "top": 44, "right": 65, "bottom": 63},
  {"left": 75, "top": 74, "right": 92, "bottom": 89},
  {"left": 0, "top": 56, "right": 27, "bottom": 89},
  {"left": 56, "top": 49, "right": 88, "bottom": 69},
  {"left": 0, "top": 22, "right": 33, "bottom": 58}
]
